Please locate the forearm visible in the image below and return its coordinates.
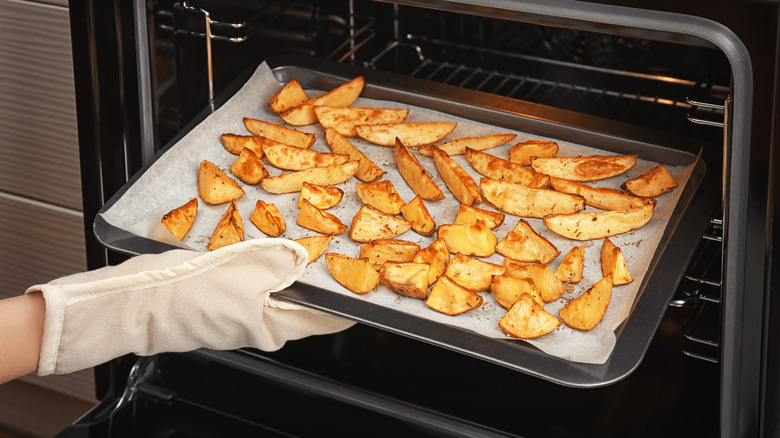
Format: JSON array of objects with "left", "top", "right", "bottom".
[{"left": 0, "top": 293, "right": 45, "bottom": 384}]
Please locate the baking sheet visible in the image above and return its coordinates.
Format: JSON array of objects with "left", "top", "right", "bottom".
[{"left": 100, "top": 61, "right": 695, "bottom": 365}]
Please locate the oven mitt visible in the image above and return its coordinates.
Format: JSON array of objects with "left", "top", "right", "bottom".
[{"left": 25, "top": 239, "right": 355, "bottom": 376}]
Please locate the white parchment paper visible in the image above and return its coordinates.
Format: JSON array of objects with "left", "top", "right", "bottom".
[{"left": 101, "top": 62, "right": 695, "bottom": 364}]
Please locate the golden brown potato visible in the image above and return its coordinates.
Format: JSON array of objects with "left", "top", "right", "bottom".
[
  {"left": 279, "top": 76, "right": 364, "bottom": 126},
  {"left": 444, "top": 253, "right": 506, "bottom": 291},
  {"left": 359, "top": 238, "right": 421, "bottom": 271},
  {"left": 504, "top": 260, "right": 566, "bottom": 303},
  {"left": 394, "top": 139, "right": 445, "bottom": 200},
  {"left": 324, "top": 127, "right": 385, "bottom": 182},
  {"left": 418, "top": 133, "right": 516, "bottom": 157},
  {"left": 268, "top": 79, "right": 309, "bottom": 115},
  {"left": 490, "top": 275, "right": 542, "bottom": 309},
  {"left": 243, "top": 118, "right": 316, "bottom": 149},
  {"left": 207, "top": 201, "right": 243, "bottom": 251},
  {"left": 356, "top": 122, "right": 457, "bottom": 147},
  {"left": 161, "top": 198, "right": 198, "bottom": 240},
  {"left": 325, "top": 253, "right": 381, "bottom": 295},
  {"left": 400, "top": 195, "right": 436, "bottom": 236},
  {"left": 498, "top": 293, "right": 561, "bottom": 339},
  {"left": 437, "top": 221, "right": 497, "bottom": 257},
  {"left": 297, "top": 199, "right": 348, "bottom": 235},
  {"left": 508, "top": 140, "right": 558, "bottom": 166},
  {"left": 495, "top": 219, "right": 560, "bottom": 264},
  {"left": 548, "top": 177, "right": 652, "bottom": 211},
  {"left": 261, "top": 161, "right": 359, "bottom": 194},
  {"left": 315, "top": 106, "right": 409, "bottom": 137},
  {"left": 543, "top": 202, "right": 654, "bottom": 240},
  {"left": 250, "top": 200, "right": 286, "bottom": 237},
  {"left": 263, "top": 141, "right": 349, "bottom": 171},
  {"left": 426, "top": 275, "right": 483, "bottom": 316},
  {"left": 380, "top": 262, "right": 430, "bottom": 299},
  {"left": 453, "top": 203, "right": 505, "bottom": 229},
  {"left": 530, "top": 154, "right": 637, "bottom": 182},
  {"left": 355, "top": 180, "right": 406, "bottom": 215},
  {"left": 198, "top": 160, "right": 245, "bottom": 205},
  {"left": 480, "top": 178, "right": 585, "bottom": 219},
  {"left": 220, "top": 134, "right": 265, "bottom": 157},
  {"left": 621, "top": 164, "right": 678, "bottom": 198},
  {"left": 431, "top": 147, "right": 482, "bottom": 205},
  {"left": 349, "top": 204, "right": 412, "bottom": 243},
  {"left": 465, "top": 148, "right": 549, "bottom": 189},
  {"left": 559, "top": 275, "right": 613, "bottom": 331},
  {"left": 555, "top": 245, "right": 585, "bottom": 284},
  {"left": 230, "top": 148, "right": 269, "bottom": 184},
  {"left": 413, "top": 237, "right": 450, "bottom": 286},
  {"left": 294, "top": 234, "right": 333, "bottom": 264},
  {"left": 601, "top": 237, "right": 633, "bottom": 285},
  {"left": 298, "top": 182, "right": 343, "bottom": 210}
]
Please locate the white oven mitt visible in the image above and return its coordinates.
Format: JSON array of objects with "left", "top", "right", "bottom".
[{"left": 25, "top": 239, "right": 355, "bottom": 376}]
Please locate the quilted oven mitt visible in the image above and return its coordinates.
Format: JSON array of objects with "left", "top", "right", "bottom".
[{"left": 25, "top": 239, "right": 355, "bottom": 376}]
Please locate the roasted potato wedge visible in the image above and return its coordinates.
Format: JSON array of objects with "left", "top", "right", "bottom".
[
  {"left": 357, "top": 122, "right": 457, "bottom": 147},
  {"left": 261, "top": 161, "right": 359, "bottom": 194},
  {"left": 360, "top": 238, "right": 421, "bottom": 271},
  {"left": 198, "top": 160, "right": 245, "bottom": 205},
  {"left": 431, "top": 147, "right": 482, "bottom": 205},
  {"left": 268, "top": 79, "right": 309, "bottom": 115},
  {"left": 559, "top": 275, "right": 613, "bottom": 331},
  {"left": 498, "top": 293, "right": 561, "bottom": 339},
  {"left": 601, "top": 237, "right": 633, "bottom": 285},
  {"left": 491, "top": 276, "right": 542, "bottom": 309},
  {"left": 230, "top": 148, "right": 269, "bottom": 184},
  {"left": 555, "top": 245, "right": 585, "bottom": 284},
  {"left": 621, "top": 164, "right": 678, "bottom": 198},
  {"left": 394, "top": 139, "right": 445, "bottom": 200},
  {"left": 466, "top": 148, "right": 549, "bottom": 189},
  {"left": 161, "top": 198, "right": 198, "bottom": 240},
  {"left": 315, "top": 106, "right": 409, "bottom": 137},
  {"left": 294, "top": 234, "right": 333, "bottom": 264},
  {"left": 481, "top": 178, "right": 585, "bottom": 218},
  {"left": 298, "top": 182, "right": 343, "bottom": 210},
  {"left": 250, "top": 200, "right": 286, "bottom": 237},
  {"left": 325, "top": 253, "right": 381, "bottom": 295},
  {"left": 207, "top": 201, "right": 243, "bottom": 251},
  {"left": 279, "top": 76, "right": 364, "bottom": 126},
  {"left": 220, "top": 134, "right": 265, "bottom": 157},
  {"left": 264, "top": 141, "right": 349, "bottom": 171},
  {"left": 349, "top": 204, "right": 412, "bottom": 243},
  {"left": 355, "top": 180, "right": 406, "bottom": 215},
  {"left": 297, "top": 199, "right": 348, "bottom": 235},
  {"left": 444, "top": 253, "right": 506, "bottom": 292},
  {"left": 380, "top": 262, "right": 431, "bottom": 299},
  {"left": 508, "top": 140, "right": 559, "bottom": 166},
  {"left": 324, "top": 127, "right": 385, "bottom": 182},
  {"left": 243, "top": 118, "right": 316, "bottom": 149},
  {"left": 413, "top": 237, "right": 450, "bottom": 285},
  {"left": 426, "top": 275, "right": 484, "bottom": 316},
  {"left": 496, "top": 219, "right": 560, "bottom": 264},
  {"left": 418, "top": 133, "right": 516, "bottom": 157},
  {"left": 399, "top": 195, "right": 436, "bottom": 236},
  {"left": 437, "top": 221, "right": 497, "bottom": 257},
  {"left": 454, "top": 203, "right": 505, "bottom": 229},
  {"left": 549, "top": 177, "right": 652, "bottom": 211},
  {"left": 543, "top": 202, "right": 654, "bottom": 240},
  {"left": 530, "top": 154, "right": 637, "bottom": 182},
  {"left": 504, "top": 260, "right": 566, "bottom": 303}
]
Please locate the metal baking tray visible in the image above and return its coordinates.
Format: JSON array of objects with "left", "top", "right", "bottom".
[{"left": 94, "top": 55, "right": 715, "bottom": 387}]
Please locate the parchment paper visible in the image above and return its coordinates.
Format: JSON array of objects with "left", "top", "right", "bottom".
[{"left": 101, "top": 62, "right": 695, "bottom": 364}]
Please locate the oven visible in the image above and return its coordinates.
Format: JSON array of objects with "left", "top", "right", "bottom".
[{"left": 58, "top": 0, "right": 778, "bottom": 437}]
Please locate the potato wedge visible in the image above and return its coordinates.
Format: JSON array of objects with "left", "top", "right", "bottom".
[
  {"left": 601, "top": 237, "right": 633, "bottom": 285},
  {"left": 268, "top": 79, "right": 309, "bottom": 115},
  {"left": 549, "top": 177, "right": 652, "bottom": 211},
  {"left": 297, "top": 199, "right": 348, "bottom": 235},
  {"left": 508, "top": 140, "right": 559, "bottom": 166},
  {"left": 198, "top": 160, "right": 245, "bottom": 205},
  {"left": 394, "top": 139, "right": 445, "bottom": 200},
  {"left": 355, "top": 180, "right": 406, "bottom": 215},
  {"left": 555, "top": 245, "right": 585, "bottom": 284},
  {"left": 230, "top": 148, "right": 269, "bottom": 184},
  {"left": 530, "top": 154, "right": 637, "bottom": 182},
  {"left": 444, "top": 253, "right": 506, "bottom": 292},
  {"left": 298, "top": 182, "right": 343, "bottom": 210},
  {"left": 349, "top": 204, "right": 412, "bottom": 243},
  {"left": 496, "top": 219, "right": 560, "bottom": 264},
  {"left": 413, "top": 237, "right": 450, "bottom": 285},
  {"left": 481, "top": 178, "right": 585, "bottom": 218},
  {"left": 504, "top": 260, "right": 566, "bottom": 303},
  {"left": 261, "top": 161, "right": 359, "bottom": 194},
  {"left": 498, "top": 293, "right": 561, "bottom": 339},
  {"left": 418, "top": 133, "right": 516, "bottom": 156},
  {"left": 426, "top": 275, "right": 483, "bottom": 316},
  {"left": 357, "top": 122, "right": 457, "bottom": 147},
  {"left": 250, "top": 200, "right": 286, "bottom": 237},
  {"left": 400, "top": 195, "right": 436, "bottom": 236},
  {"left": 220, "top": 134, "right": 265, "bottom": 157},
  {"left": 380, "top": 262, "right": 430, "bottom": 299},
  {"left": 431, "top": 147, "right": 482, "bottom": 205},
  {"left": 543, "top": 202, "right": 654, "bottom": 240},
  {"left": 294, "top": 234, "right": 333, "bottom": 264},
  {"left": 324, "top": 127, "right": 385, "bottom": 182},
  {"left": 161, "top": 198, "right": 198, "bottom": 240},
  {"left": 325, "top": 253, "right": 381, "bottom": 295},
  {"left": 315, "top": 106, "right": 409, "bottom": 137},
  {"left": 264, "top": 141, "right": 349, "bottom": 171},
  {"left": 466, "top": 148, "right": 549, "bottom": 189},
  {"left": 243, "top": 118, "right": 316, "bottom": 149},
  {"left": 559, "top": 276, "right": 613, "bottom": 331},
  {"left": 437, "top": 221, "right": 497, "bottom": 257},
  {"left": 621, "top": 164, "right": 678, "bottom": 198},
  {"left": 360, "top": 238, "right": 421, "bottom": 271},
  {"left": 280, "top": 76, "right": 364, "bottom": 126},
  {"left": 454, "top": 203, "right": 505, "bottom": 229},
  {"left": 491, "top": 276, "right": 542, "bottom": 309},
  {"left": 207, "top": 201, "right": 243, "bottom": 251}
]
